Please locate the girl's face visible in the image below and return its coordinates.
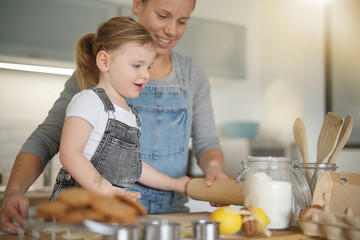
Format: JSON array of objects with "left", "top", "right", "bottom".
[
  {"left": 102, "top": 42, "right": 156, "bottom": 99},
  {"left": 133, "top": 0, "right": 194, "bottom": 57}
]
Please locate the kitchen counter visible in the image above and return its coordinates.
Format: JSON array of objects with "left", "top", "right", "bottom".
[
  {"left": 145, "top": 212, "right": 318, "bottom": 240},
  {"left": 0, "top": 234, "right": 36, "bottom": 240},
  {"left": 0, "top": 189, "right": 51, "bottom": 206},
  {"left": 0, "top": 212, "right": 318, "bottom": 240}
]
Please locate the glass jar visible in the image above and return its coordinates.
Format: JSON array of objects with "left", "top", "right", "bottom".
[
  {"left": 235, "top": 156, "right": 311, "bottom": 229},
  {"left": 293, "top": 162, "right": 337, "bottom": 196}
]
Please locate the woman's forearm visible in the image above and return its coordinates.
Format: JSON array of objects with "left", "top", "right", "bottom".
[
  {"left": 6, "top": 152, "right": 44, "bottom": 193},
  {"left": 198, "top": 149, "right": 224, "bottom": 173}
]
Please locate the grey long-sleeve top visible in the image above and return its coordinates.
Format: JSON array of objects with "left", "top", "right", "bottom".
[{"left": 19, "top": 52, "right": 221, "bottom": 169}]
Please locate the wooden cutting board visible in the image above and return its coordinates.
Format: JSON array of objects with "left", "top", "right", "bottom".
[{"left": 24, "top": 212, "right": 317, "bottom": 240}]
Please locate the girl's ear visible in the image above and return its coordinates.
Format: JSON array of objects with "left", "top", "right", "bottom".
[
  {"left": 96, "top": 50, "right": 110, "bottom": 72},
  {"left": 132, "top": 0, "right": 141, "bottom": 16}
]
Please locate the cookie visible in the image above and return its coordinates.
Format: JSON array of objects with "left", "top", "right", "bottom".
[
  {"left": 91, "top": 196, "right": 137, "bottom": 219},
  {"left": 114, "top": 193, "right": 147, "bottom": 216},
  {"left": 58, "top": 187, "right": 97, "bottom": 207},
  {"left": 36, "top": 188, "right": 146, "bottom": 224},
  {"left": 107, "top": 212, "right": 139, "bottom": 224},
  {"left": 56, "top": 207, "right": 107, "bottom": 224},
  {"left": 36, "top": 201, "right": 69, "bottom": 219}
]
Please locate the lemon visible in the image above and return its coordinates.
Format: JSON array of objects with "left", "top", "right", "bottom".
[
  {"left": 250, "top": 206, "right": 270, "bottom": 232},
  {"left": 210, "top": 206, "right": 242, "bottom": 235}
]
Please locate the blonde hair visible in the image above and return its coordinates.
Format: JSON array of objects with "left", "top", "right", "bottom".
[
  {"left": 140, "top": 0, "right": 196, "bottom": 10},
  {"left": 75, "top": 16, "right": 154, "bottom": 90}
]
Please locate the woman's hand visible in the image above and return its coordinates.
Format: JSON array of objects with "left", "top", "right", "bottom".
[
  {"left": 204, "top": 165, "right": 229, "bottom": 186},
  {"left": 0, "top": 190, "right": 29, "bottom": 234},
  {"left": 198, "top": 149, "right": 230, "bottom": 207},
  {"left": 204, "top": 165, "right": 230, "bottom": 207},
  {"left": 198, "top": 149, "right": 229, "bottom": 185}
]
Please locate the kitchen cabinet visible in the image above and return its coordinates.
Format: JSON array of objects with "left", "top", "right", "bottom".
[
  {"left": 325, "top": 0, "right": 360, "bottom": 147},
  {"left": 0, "top": 0, "right": 246, "bottom": 79},
  {"left": 0, "top": 0, "right": 120, "bottom": 63}
]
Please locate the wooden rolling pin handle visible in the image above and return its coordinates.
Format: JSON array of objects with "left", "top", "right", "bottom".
[{"left": 186, "top": 178, "right": 244, "bottom": 206}]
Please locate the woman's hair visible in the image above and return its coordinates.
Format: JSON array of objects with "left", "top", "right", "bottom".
[
  {"left": 76, "top": 16, "right": 154, "bottom": 90},
  {"left": 140, "top": 0, "right": 196, "bottom": 10}
]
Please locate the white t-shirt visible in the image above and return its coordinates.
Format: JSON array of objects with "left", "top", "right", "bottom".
[{"left": 66, "top": 89, "right": 139, "bottom": 160}]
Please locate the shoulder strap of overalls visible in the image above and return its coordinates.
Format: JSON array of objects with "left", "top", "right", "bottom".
[
  {"left": 170, "top": 51, "right": 186, "bottom": 90},
  {"left": 92, "top": 87, "right": 115, "bottom": 113},
  {"left": 128, "top": 104, "right": 141, "bottom": 128},
  {"left": 92, "top": 87, "right": 141, "bottom": 128}
]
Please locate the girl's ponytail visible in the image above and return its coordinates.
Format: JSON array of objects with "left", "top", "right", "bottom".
[{"left": 75, "top": 33, "right": 99, "bottom": 90}]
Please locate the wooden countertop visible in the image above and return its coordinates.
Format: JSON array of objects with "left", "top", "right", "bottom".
[
  {"left": 0, "top": 191, "right": 51, "bottom": 206},
  {"left": 0, "top": 234, "right": 36, "bottom": 240},
  {"left": 144, "top": 212, "right": 318, "bottom": 240},
  {"left": 0, "top": 212, "right": 318, "bottom": 240}
]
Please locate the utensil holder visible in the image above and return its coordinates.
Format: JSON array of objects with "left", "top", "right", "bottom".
[
  {"left": 193, "top": 220, "right": 219, "bottom": 240},
  {"left": 142, "top": 220, "right": 180, "bottom": 240},
  {"left": 114, "top": 225, "right": 138, "bottom": 240},
  {"left": 295, "top": 162, "right": 337, "bottom": 196}
]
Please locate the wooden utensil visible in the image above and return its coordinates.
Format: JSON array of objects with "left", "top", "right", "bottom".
[
  {"left": 186, "top": 178, "right": 244, "bottom": 206},
  {"left": 310, "top": 112, "right": 343, "bottom": 192},
  {"left": 327, "top": 115, "right": 353, "bottom": 163},
  {"left": 316, "top": 112, "right": 344, "bottom": 164},
  {"left": 293, "top": 117, "right": 312, "bottom": 183}
]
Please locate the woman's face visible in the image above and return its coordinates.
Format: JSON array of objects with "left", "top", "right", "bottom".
[{"left": 133, "top": 0, "right": 195, "bottom": 57}]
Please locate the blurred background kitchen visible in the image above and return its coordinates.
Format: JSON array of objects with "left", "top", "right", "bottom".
[{"left": 0, "top": 0, "right": 359, "bottom": 209}]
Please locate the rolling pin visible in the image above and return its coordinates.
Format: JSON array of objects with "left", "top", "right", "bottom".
[{"left": 186, "top": 178, "right": 244, "bottom": 206}]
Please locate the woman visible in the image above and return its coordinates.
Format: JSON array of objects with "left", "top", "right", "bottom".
[{"left": 0, "top": 0, "right": 228, "bottom": 234}]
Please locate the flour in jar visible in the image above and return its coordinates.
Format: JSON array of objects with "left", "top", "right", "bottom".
[{"left": 245, "top": 172, "right": 293, "bottom": 229}]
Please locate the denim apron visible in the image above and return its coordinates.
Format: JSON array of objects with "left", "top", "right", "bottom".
[
  {"left": 127, "top": 51, "right": 191, "bottom": 214},
  {"left": 50, "top": 88, "right": 142, "bottom": 200}
]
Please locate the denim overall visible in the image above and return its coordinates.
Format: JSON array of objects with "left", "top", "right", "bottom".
[
  {"left": 127, "top": 51, "right": 192, "bottom": 214},
  {"left": 50, "top": 88, "right": 142, "bottom": 200}
]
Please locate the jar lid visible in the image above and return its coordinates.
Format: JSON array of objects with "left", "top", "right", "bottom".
[
  {"left": 247, "top": 156, "right": 291, "bottom": 162},
  {"left": 296, "top": 162, "right": 338, "bottom": 171}
]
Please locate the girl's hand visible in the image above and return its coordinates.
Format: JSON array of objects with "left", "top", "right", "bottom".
[
  {"left": 108, "top": 186, "right": 141, "bottom": 201},
  {"left": 174, "top": 176, "right": 191, "bottom": 194}
]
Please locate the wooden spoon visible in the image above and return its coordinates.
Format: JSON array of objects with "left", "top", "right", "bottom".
[
  {"left": 310, "top": 112, "right": 343, "bottom": 193},
  {"left": 293, "top": 117, "right": 312, "bottom": 183},
  {"left": 316, "top": 112, "right": 344, "bottom": 164},
  {"left": 327, "top": 115, "right": 353, "bottom": 163}
]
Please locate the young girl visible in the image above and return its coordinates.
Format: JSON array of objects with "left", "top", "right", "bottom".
[{"left": 50, "top": 16, "right": 190, "bottom": 200}]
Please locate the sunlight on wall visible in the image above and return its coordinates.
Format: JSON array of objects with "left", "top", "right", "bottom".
[
  {"left": 262, "top": 79, "right": 303, "bottom": 145},
  {"left": 302, "top": 0, "right": 333, "bottom": 5}
]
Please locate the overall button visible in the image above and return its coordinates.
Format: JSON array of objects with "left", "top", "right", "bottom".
[
  {"left": 110, "top": 119, "right": 117, "bottom": 127},
  {"left": 65, "top": 174, "right": 71, "bottom": 181}
]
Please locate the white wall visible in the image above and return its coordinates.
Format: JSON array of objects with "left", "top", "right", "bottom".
[
  {"left": 193, "top": 0, "right": 360, "bottom": 173},
  {"left": 0, "top": 68, "right": 68, "bottom": 188}
]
